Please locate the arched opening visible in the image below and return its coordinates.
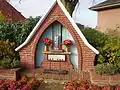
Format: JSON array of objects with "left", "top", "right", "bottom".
[{"left": 35, "top": 21, "right": 78, "bottom": 68}]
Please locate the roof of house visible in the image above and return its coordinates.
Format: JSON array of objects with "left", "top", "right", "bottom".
[
  {"left": 0, "top": 0, "right": 25, "bottom": 21},
  {"left": 90, "top": 0, "right": 120, "bottom": 11},
  {"left": 15, "top": 0, "right": 99, "bottom": 54}
]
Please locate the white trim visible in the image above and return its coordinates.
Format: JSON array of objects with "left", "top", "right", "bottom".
[{"left": 15, "top": 0, "right": 99, "bottom": 54}]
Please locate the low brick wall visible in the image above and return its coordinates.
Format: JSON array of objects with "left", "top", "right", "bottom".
[
  {"left": 0, "top": 68, "right": 21, "bottom": 81},
  {"left": 21, "top": 68, "right": 120, "bottom": 86},
  {"left": 89, "top": 71, "right": 120, "bottom": 85}
]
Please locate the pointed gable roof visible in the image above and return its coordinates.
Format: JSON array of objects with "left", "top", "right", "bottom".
[{"left": 15, "top": 0, "right": 99, "bottom": 54}]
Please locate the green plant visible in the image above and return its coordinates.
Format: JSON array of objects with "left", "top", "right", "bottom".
[
  {"left": 0, "top": 40, "right": 16, "bottom": 59},
  {"left": 10, "top": 59, "right": 20, "bottom": 68},
  {"left": 1, "top": 57, "right": 12, "bottom": 68},
  {"left": 0, "top": 40, "right": 20, "bottom": 69},
  {"left": 0, "top": 17, "right": 40, "bottom": 46},
  {"left": 0, "top": 57, "right": 20, "bottom": 69},
  {"left": 82, "top": 27, "right": 120, "bottom": 69},
  {"left": 95, "top": 63, "right": 119, "bottom": 75},
  {"left": 0, "top": 17, "right": 39, "bottom": 69},
  {"left": 97, "top": 36, "right": 120, "bottom": 65},
  {"left": 81, "top": 28, "right": 107, "bottom": 49}
]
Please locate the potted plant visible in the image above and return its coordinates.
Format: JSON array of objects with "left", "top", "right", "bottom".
[
  {"left": 63, "top": 39, "right": 72, "bottom": 52},
  {"left": 42, "top": 38, "right": 52, "bottom": 51}
]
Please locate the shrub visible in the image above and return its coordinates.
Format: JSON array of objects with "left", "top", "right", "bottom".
[
  {"left": 0, "top": 17, "right": 40, "bottom": 46},
  {"left": 82, "top": 28, "right": 120, "bottom": 69},
  {"left": 1, "top": 57, "right": 12, "bottom": 69},
  {"left": 100, "top": 36, "right": 120, "bottom": 64},
  {"left": 11, "top": 59, "right": 20, "bottom": 68},
  {"left": 95, "top": 63, "right": 119, "bottom": 75},
  {"left": 81, "top": 28, "right": 107, "bottom": 49},
  {"left": 81, "top": 28, "right": 108, "bottom": 65},
  {"left": 0, "top": 40, "right": 16, "bottom": 59},
  {"left": 0, "top": 17, "right": 40, "bottom": 69},
  {"left": 0, "top": 40, "right": 20, "bottom": 69},
  {"left": 0, "top": 57, "right": 20, "bottom": 69}
]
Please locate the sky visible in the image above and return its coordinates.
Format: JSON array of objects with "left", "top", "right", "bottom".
[{"left": 9, "top": 0, "right": 105, "bottom": 28}]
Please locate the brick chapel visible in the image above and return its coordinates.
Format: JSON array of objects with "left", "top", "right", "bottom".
[{"left": 15, "top": 0, "right": 99, "bottom": 73}]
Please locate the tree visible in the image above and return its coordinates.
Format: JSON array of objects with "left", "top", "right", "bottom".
[{"left": 61, "top": 0, "right": 79, "bottom": 16}]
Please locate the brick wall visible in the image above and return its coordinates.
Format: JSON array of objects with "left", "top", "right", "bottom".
[
  {"left": 90, "top": 70, "right": 120, "bottom": 85},
  {"left": 19, "top": 3, "right": 96, "bottom": 71},
  {"left": 0, "top": 68, "right": 21, "bottom": 81}
]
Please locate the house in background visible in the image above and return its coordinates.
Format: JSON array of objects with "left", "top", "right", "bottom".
[
  {"left": 0, "top": 0, "right": 25, "bottom": 21},
  {"left": 90, "top": 0, "right": 120, "bottom": 35}
]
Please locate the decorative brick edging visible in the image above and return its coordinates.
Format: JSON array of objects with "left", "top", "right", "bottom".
[{"left": 0, "top": 68, "right": 21, "bottom": 81}]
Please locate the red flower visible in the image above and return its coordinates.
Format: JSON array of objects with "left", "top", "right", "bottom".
[
  {"left": 116, "top": 86, "right": 120, "bottom": 90},
  {"left": 63, "top": 39, "right": 72, "bottom": 46},
  {"left": 102, "top": 86, "right": 111, "bottom": 90},
  {"left": 42, "top": 38, "right": 52, "bottom": 45}
]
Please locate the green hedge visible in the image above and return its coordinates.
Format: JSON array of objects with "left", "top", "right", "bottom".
[{"left": 0, "top": 17, "right": 40, "bottom": 46}]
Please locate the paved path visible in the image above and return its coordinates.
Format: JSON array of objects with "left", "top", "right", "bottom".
[{"left": 38, "top": 82, "right": 64, "bottom": 90}]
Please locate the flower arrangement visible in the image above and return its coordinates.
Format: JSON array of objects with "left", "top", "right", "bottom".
[
  {"left": 63, "top": 39, "right": 72, "bottom": 46},
  {"left": 42, "top": 38, "right": 52, "bottom": 46},
  {"left": 63, "top": 39, "right": 72, "bottom": 52}
]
